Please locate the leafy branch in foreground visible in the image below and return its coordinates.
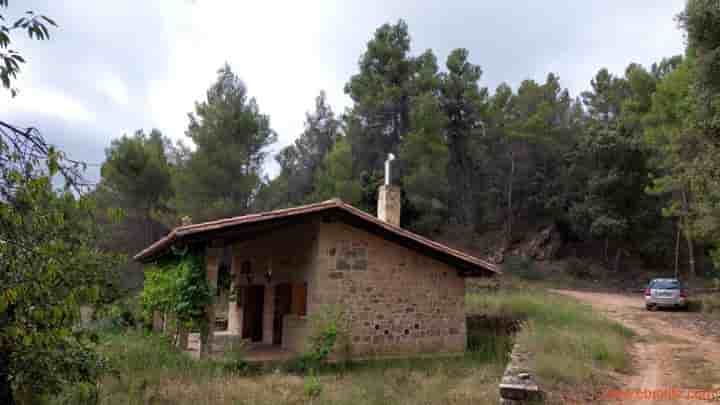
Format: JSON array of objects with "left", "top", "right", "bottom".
[
  {"left": 1, "top": 122, "right": 119, "bottom": 405},
  {"left": 0, "top": 0, "right": 57, "bottom": 95}
]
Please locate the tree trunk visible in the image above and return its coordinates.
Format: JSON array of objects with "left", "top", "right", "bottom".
[
  {"left": 604, "top": 238, "right": 610, "bottom": 265},
  {"left": 447, "top": 133, "right": 475, "bottom": 226},
  {"left": 680, "top": 188, "right": 696, "bottom": 278},
  {"left": 614, "top": 248, "right": 622, "bottom": 272},
  {"left": 177, "top": 324, "right": 189, "bottom": 350},
  {"left": 505, "top": 150, "right": 515, "bottom": 250},
  {"left": 0, "top": 351, "right": 14, "bottom": 405},
  {"left": 674, "top": 220, "right": 681, "bottom": 279}
]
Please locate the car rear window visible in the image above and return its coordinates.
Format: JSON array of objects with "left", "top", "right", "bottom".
[{"left": 651, "top": 280, "right": 681, "bottom": 289}]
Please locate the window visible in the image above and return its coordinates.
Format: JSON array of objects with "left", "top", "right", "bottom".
[{"left": 650, "top": 279, "right": 681, "bottom": 289}]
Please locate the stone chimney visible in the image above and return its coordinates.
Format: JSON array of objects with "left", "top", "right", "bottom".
[{"left": 378, "top": 154, "right": 401, "bottom": 227}]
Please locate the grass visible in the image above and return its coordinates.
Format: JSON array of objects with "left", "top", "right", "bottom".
[
  {"left": 47, "top": 285, "right": 632, "bottom": 404},
  {"left": 48, "top": 328, "right": 509, "bottom": 405},
  {"left": 467, "top": 288, "right": 633, "bottom": 394},
  {"left": 693, "top": 292, "right": 720, "bottom": 316}
]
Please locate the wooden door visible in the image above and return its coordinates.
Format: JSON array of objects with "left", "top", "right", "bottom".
[
  {"left": 273, "top": 283, "right": 292, "bottom": 345},
  {"left": 242, "top": 285, "right": 265, "bottom": 342}
]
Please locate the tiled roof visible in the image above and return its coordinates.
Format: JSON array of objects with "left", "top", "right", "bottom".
[{"left": 134, "top": 199, "right": 499, "bottom": 276}]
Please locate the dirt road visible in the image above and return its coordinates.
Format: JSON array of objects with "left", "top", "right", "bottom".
[{"left": 553, "top": 290, "right": 720, "bottom": 404}]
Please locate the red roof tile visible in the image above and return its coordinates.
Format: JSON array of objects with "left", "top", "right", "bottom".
[{"left": 134, "top": 199, "right": 499, "bottom": 276}]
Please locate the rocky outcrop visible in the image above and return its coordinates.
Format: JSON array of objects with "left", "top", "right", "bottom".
[{"left": 523, "top": 225, "right": 561, "bottom": 260}]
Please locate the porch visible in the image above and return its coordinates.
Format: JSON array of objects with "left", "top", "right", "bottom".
[
  {"left": 186, "top": 331, "right": 296, "bottom": 363},
  {"left": 197, "top": 221, "right": 316, "bottom": 359}
]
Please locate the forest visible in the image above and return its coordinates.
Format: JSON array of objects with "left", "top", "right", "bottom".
[
  {"left": 97, "top": 12, "right": 719, "bottom": 280},
  {"left": 2, "top": 1, "right": 720, "bottom": 403}
]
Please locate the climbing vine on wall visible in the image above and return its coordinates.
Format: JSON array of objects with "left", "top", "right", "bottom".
[{"left": 141, "top": 249, "right": 212, "bottom": 330}]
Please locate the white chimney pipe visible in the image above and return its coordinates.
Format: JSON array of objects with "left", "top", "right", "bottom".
[{"left": 384, "top": 153, "right": 396, "bottom": 185}]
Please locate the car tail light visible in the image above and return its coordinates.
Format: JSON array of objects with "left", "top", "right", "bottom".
[
  {"left": 680, "top": 289, "right": 687, "bottom": 298},
  {"left": 644, "top": 288, "right": 651, "bottom": 296}
]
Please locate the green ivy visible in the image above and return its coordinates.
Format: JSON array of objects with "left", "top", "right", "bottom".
[{"left": 141, "top": 250, "right": 212, "bottom": 330}]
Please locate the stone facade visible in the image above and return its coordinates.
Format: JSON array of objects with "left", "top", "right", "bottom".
[
  {"left": 315, "top": 221, "right": 466, "bottom": 357},
  {"left": 205, "top": 216, "right": 468, "bottom": 359}
]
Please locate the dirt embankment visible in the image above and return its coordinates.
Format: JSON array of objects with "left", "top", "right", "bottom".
[{"left": 554, "top": 290, "right": 720, "bottom": 404}]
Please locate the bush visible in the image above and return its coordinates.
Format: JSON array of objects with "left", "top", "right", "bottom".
[
  {"left": 46, "top": 382, "right": 99, "bottom": 405},
  {"left": 697, "top": 293, "right": 720, "bottom": 315},
  {"left": 286, "top": 305, "right": 350, "bottom": 374},
  {"left": 503, "top": 255, "right": 544, "bottom": 280},
  {"left": 220, "top": 340, "right": 259, "bottom": 375},
  {"left": 303, "top": 373, "right": 323, "bottom": 398},
  {"left": 564, "top": 257, "right": 592, "bottom": 279}
]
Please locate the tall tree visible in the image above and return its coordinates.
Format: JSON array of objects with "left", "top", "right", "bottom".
[
  {"left": 312, "top": 137, "right": 363, "bottom": 205},
  {"left": 400, "top": 91, "right": 448, "bottom": 233},
  {"left": 344, "top": 20, "right": 416, "bottom": 174},
  {"left": 644, "top": 58, "right": 701, "bottom": 276},
  {"left": 677, "top": 0, "right": 720, "bottom": 270},
  {"left": 175, "top": 64, "right": 276, "bottom": 221},
  {"left": 438, "top": 48, "right": 487, "bottom": 226},
  {"left": 100, "top": 129, "right": 173, "bottom": 242},
  {"left": 264, "top": 91, "right": 340, "bottom": 208}
]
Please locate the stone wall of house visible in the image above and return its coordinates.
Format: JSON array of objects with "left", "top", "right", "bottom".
[
  {"left": 316, "top": 221, "right": 467, "bottom": 358},
  {"left": 228, "top": 221, "right": 318, "bottom": 346},
  {"left": 282, "top": 314, "right": 310, "bottom": 353}
]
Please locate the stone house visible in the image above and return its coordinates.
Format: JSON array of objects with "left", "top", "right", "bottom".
[{"left": 135, "top": 185, "right": 498, "bottom": 359}]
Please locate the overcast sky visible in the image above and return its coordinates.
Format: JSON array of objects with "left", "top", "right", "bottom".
[{"left": 0, "top": 0, "right": 687, "bottom": 182}]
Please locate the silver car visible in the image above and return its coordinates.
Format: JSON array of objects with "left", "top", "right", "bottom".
[{"left": 645, "top": 278, "right": 687, "bottom": 310}]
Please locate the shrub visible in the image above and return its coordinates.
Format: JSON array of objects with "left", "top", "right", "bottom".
[
  {"left": 503, "top": 255, "right": 544, "bottom": 280},
  {"left": 700, "top": 293, "right": 720, "bottom": 314},
  {"left": 564, "top": 257, "right": 592, "bottom": 279},
  {"left": 303, "top": 373, "right": 323, "bottom": 398},
  {"left": 220, "top": 340, "right": 258, "bottom": 375},
  {"left": 285, "top": 305, "right": 350, "bottom": 374}
]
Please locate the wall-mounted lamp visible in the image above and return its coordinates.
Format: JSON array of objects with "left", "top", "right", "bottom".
[
  {"left": 265, "top": 259, "right": 273, "bottom": 283},
  {"left": 240, "top": 260, "right": 253, "bottom": 284}
]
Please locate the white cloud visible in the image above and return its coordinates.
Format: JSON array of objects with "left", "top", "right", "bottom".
[
  {"left": 2, "top": 0, "right": 689, "bottom": 181},
  {"left": 149, "top": 0, "right": 349, "bottom": 147},
  {"left": 97, "top": 73, "right": 130, "bottom": 106},
  {"left": 0, "top": 88, "right": 95, "bottom": 123}
]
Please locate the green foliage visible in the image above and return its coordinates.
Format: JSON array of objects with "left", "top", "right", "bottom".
[
  {"left": 564, "top": 257, "right": 592, "bottom": 280},
  {"left": 503, "top": 256, "right": 544, "bottom": 281},
  {"left": 96, "top": 295, "right": 144, "bottom": 331},
  {"left": 312, "top": 137, "right": 362, "bottom": 205},
  {"left": 303, "top": 372, "right": 323, "bottom": 398},
  {"left": 0, "top": 1, "right": 57, "bottom": 95},
  {"left": 0, "top": 163, "right": 120, "bottom": 402},
  {"left": 440, "top": 48, "right": 487, "bottom": 226},
  {"left": 173, "top": 64, "right": 277, "bottom": 221},
  {"left": 400, "top": 92, "right": 449, "bottom": 232},
  {"left": 676, "top": 0, "right": 720, "bottom": 269},
  {"left": 100, "top": 129, "right": 173, "bottom": 216},
  {"left": 141, "top": 252, "right": 211, "bottom": 329},
  {"left": 344, "top": 20, "right": 415, "bottom": 174},
  {"left": 258, "top": 92, "right": 340, "bottom": 210},
  {"left": 287, "top": 305, "right": 350, "bottom": 374}
]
